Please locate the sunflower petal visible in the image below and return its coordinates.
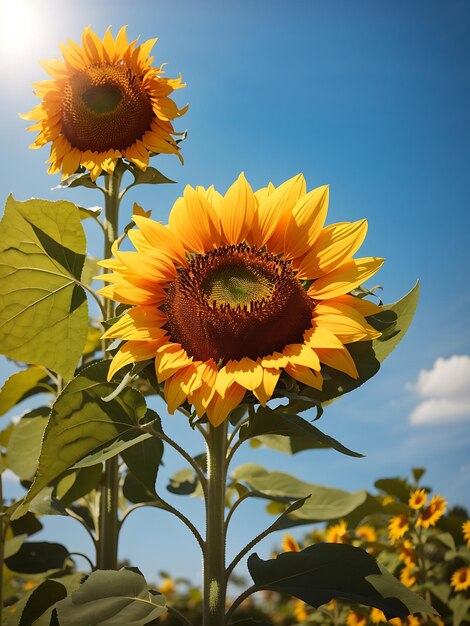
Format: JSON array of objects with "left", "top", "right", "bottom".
[
  {"left": 284, "top": 185, "right": 329, "bottom": 260},
  {"left": 220, "top": 172, "right": 255, "bottom": 244},
  {"left": 308, "top": 257, "right": 384, "bottom": 300},
  {"left": 315, "top": 346, "right": 359, "bottom": 379},
  {"left": 206, "top": 384, "right": 246, "bottom": 427},
  {"left": 296, "top": 220, "right": 368, "bottom": 279},
  {"left": 107, "top": 340, "right": 160, "bottom": 381},
  {"left": 285, "top": 363, "right": 323, "bottom": 389},
  {"left": 252, "top": 368, "right": 281, "bottom": 406}
]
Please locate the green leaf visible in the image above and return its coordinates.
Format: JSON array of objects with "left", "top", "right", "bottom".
[
  {"left": 449, "top": 596, "right": 470, "bottom": 626},
  {"left": 248, "top": 544, "right": 436, "bottom": 619},
  {"left": 5, "top": 541, "right": 69, "bottom": 573},
  {"left": 241, "top": 406, "right": 363, "bottom": 457},
  {"left": 3, "top": 534, "right": 27, "bottom": 559},
  {"left": 123, "top": 472, "right": 155, "bottom": 504},
  {"left": 80, "top": 256, "right": 100, "bottom": 287},
  {"left": 232, "top": 464, "right": 367, "bottom": 522},
  {"left": 11, "top": 361, "right": 147, "bottom": 520},
  {"left": 127, "top": 165, "right": 176, "bottom": 186},
  {"left": 0, "top": 367, "right": 52, "bottom": 416},
  {"left": 374, "top": 477, "right": 410, "bottom": 503},
  {"left": 295, "top": 282, "right": 420, "bottom": 405},
  {"left": 412, "top": 467, "right": 426, "bottom": 483},
  {"left": 0, "top": 196, "right": 89, "bottom": 380},
  {"left": 3, "top": 579, "right": 67, "bottom": 626},
  {"left": 121, "top": 411, "right": 163, "bottom": 496},
  {"left": 72, "top": 432, "right": 152, "bottom": 469},
  {"left": 55, "top": 568, "right": 166, "bottom": 626},
  {"left": 167, "top": 468, "right": 200, "bottom": 496},
  {"left": 56, "top": 465, "right": 103, "bottom": 506},
  {"left": 6, "top": 408, "right": 49, "bottom": 480},
  {"left": 53, "top": 171, "right": 98, "bottom": 191}
]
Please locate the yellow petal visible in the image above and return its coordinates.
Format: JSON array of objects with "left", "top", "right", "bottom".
[
  {"left": 296, "top": 220, "right": 368, "bottom": 279},
  {"left": 283, "top": 185, "right": 329, "bottom": 260},
  {"left": 133, "top": 215, "right": 187, "bottom": 265},
  {"left": 285, "top": 363, "right": 323, "bottom": 389},
  {"left": 220, "top": 172, "right": 255, "bottom": 244},
  {"left": 314, "top": 302, "right": 381, "bottom": 342},
  {"left": 252, "top": 368, "right": 281, "bottom": 406},
  {"left": 164, "top": 364, "right": 202, "bottom": 414},
  {"left": 333, "top": 294, "right": 382, "bottom": 317},
  {"left": 155, "top": 343, "right": 193, "bottom": 382},
  {"left": 284, "top": 344, "right": 321, "bottom": 370},
  {"left": 308, "top": 257, "right": 384, "bottom": 300},
  {"left": 168, "top": 188, "right": 221, "bottom": 254},
  {"left": 315, "top": 346, "right": 359, "bottom": 379},
  {"left": 251, "top": 174, "right": 306, "bottom": 249},
  {"left": 102, "top": 307, "right": 168, "bottom": 341},
  {"left": 206, "top": 384, "right": 246, "bottom": 427},
  {"left": 107, "top": 340, "right": 160, "bottom": 381},
  {"left": 224, "top": 358, "right": 264, "bottom": 391}
]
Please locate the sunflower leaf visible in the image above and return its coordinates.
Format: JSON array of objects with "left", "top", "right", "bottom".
[
  {"left": 240, "top": 406, "right": 363, "bottom": 457},
  {"left": 0, "top": 367, "right": 52, "bottom": 416},
  {"left": 247, "top": 544, "right": 436, "bottom": 619},
  {"left": 53, "top": 171, "right": 99, "bottom": 191},
  {"left": 232, "top": 464, "right": 367, "bottom": 522},
  {"left": 127, "top": 165, "right": 176, "bottom": 186},
  {"left": 55, "top": 568, "right": 166, "bottom": 626},
  {"left": 10, "top": 361, "right": 147, "bottom": 520},
  {"left": 0, "top": 196, "right": 88, "bottom": 380}
]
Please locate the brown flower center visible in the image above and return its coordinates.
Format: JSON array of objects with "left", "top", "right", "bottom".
[
  {"left": 61, "top": 63, "right": 154, "bottom": 152},
  {"left": 163, "top": 244, "right": 314, "bottom": 362}
]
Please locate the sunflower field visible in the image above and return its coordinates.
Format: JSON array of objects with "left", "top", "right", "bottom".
[{"left": 0, "top": 17, "right": 467, "bottom": 626}]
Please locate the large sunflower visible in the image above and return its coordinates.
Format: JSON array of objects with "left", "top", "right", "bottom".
[
  {"left": 21, "top": 26, "right": 187, "bottom": 180},
  {"left": 99, "top": 174, "right": 383, "bottom": 426}
]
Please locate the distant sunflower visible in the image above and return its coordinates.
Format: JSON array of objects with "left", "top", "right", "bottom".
[
  {"left": 388, "top": 514, "right": 409, "bottom": 543},
  {"left": 99, "top": 174, "right": 383, "bottom": 426},
  {"left": 346, "top": 610, "right": 368, "bottom": 626},
  {"left": 408, "top": 488, "right": 427, "bottom": 510},
  {"left": 356, "top": 524, "right": 377, "bottom": 543},
  {"left": 22, "top": 26, "right": 186, "bottom": 180},
  {"left": 282, "top": 534, "right": 301, "bottom": 553},
  {"left": 450, "top": 566, "right": 470, "bottom": 592},
  {"left": 417, "top": 495, "right": 446, "bottom": 529},
  {"left": 326, "top": 520, "right": 349, "bottom": 544},
  {"left": 462, "top": 520, "right": 470, "bottom": 548}
]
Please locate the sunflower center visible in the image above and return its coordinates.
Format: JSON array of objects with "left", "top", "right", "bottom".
[
  {"left": 202, "top": 264, "right": 273, "bottom": 308},
  {"left": 61, "top": 64, "right": 154, "bottom": 152},
  {"left": 164, "top": 244, "right": 314, "bottom": 363},
  {"left": 83, "top": 84, "right": 122, "bottom": 113}
]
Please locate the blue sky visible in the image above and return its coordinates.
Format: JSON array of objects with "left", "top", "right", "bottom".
[{"left": 0, "top": 0, "right": 469, "bottom": 586}]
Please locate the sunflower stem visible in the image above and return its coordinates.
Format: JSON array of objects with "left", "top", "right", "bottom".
[
  {"left": 97, "top": 167, "right": 123, "bottom": 570},
  {"left": 203, "top": 420, "right": 228, "bottom": 626}
]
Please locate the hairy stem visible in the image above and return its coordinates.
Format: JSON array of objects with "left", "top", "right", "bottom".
[
  {"left": 203, "top": 421, "right": 228, "bottom": 626},
  {"left": 97, "top": 168, "right": 123, "bottom": 570}
]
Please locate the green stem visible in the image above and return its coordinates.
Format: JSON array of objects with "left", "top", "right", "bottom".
[
  {"left": 97, "top": 168, "right": 123, "bottom": 570},
  {"left": 203, "top": 421, "right": 228, "bottom": 626}
]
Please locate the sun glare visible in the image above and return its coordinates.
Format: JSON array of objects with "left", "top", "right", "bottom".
[{"left": 0, "top": 0, "right": 49, "bottom": 61}]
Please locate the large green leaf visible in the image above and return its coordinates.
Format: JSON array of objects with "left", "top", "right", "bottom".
[
  {"left": 232, "top": 464, "right": 367, "bottom": 521},
  {"left": 11, "top": 361, "right": 147, "bottom": 520},
  {"left": 241, "top": 406, "right": 363, "bottom": 457},
  {"left": 121, "top": 411, "right": 163, "bottom": 496},
  {"left": 6, "top": 408, "right": 49, "bottom": 480},
  {"left": 287, "top": 283, "right": 420, "bottom": 408},
  {"left": 0, "top": 196, "right": 89, "bottom": 379},
  {"left": 0, "top": 367, "right": 52, "bottom": 416},
  {"left": 248, "top": 544, "right": 436, "bottom": 619},
  {"left": 55, "top": 568, "right": 166, "bottom": 626}
]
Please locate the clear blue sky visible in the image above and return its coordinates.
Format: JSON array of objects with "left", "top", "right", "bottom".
[{"left": 0, "top": 0, "right": 469, "bottom": 586}]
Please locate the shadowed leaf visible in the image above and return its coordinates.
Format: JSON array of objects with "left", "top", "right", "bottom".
[
  {"left": 11, "top": 361, "right": 147, "bottom": 520},
  {"left": 0, "top": 196, "right": 88, "bottom": 379},
  {"left": 5, "top": 541, "right": 69, "bottom": 573},
  {"left": 55, "top": 568, "right": 166, "bottom": 626},
  {"left": 0, "top": 367, "right": 52, "bottom": 416},
  {"left": 248, "top": 544, "right": 436, "bottom": 619}
]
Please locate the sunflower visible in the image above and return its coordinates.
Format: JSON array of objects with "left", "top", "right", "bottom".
[
  {"left": 416, "top": 495, "right": 446, "bottom": 529},
  {"left": 450, "top": 567, "right": 470, "bottom": 592},
  {"left": 388, "top": 514, "right": 409, "bottom": 543},
  {"left": 397, "top": 539, "right": 416, "bottom": 566},
  {"left": 462, "top": 520, "right": 470, "bottom": 548},
  {"left": 408, "top": 488, "right": 427, "bottom": 510},
  {"left": 400, "top": 564, "right": 417, "bottom": 588},
  {"left": 99, "top": 173, "right": 383, "bottom": 426},
  {"left": 21, "top": 26, "right": 187, "bottom": 180},
  {"left": 282, "top": 534, "right": 301, "bottom": 553},
  {"left": 326, "top": 520, "right": 349, "bottom": 544},
  {"left": 346, "top": 610, "right": 368, "bottom": 626},
  {"left": 356, "top": 524, "right": 377, "bottom": 543},
  {"left": 370, "top": 608, "right": 387, "bottom": 623}
]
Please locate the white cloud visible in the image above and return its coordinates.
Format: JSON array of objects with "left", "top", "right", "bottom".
[{"left": 409, "top": 355, "right": 470, "bottom": 426}]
